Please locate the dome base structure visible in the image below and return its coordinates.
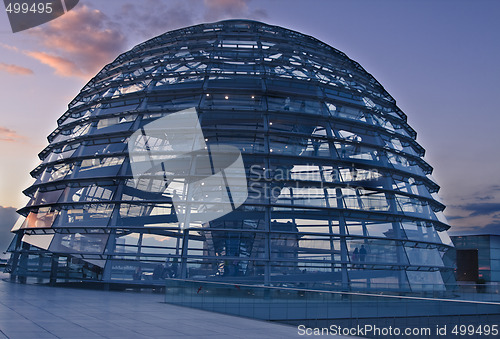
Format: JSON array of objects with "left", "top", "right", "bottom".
[{"left": 7, "top": 20, "right": 455, "bottom": 292}]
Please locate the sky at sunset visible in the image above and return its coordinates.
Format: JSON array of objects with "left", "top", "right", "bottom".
[{"left": 0, "top": 0, "right": 499, "bottom": 238}]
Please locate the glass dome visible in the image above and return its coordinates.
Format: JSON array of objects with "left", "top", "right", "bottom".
[{"left": 8, "top": 20, "right": 454, "bottom": 291}]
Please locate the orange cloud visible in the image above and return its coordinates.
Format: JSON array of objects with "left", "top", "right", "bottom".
[
  {"left": 25, "top": 51, "right": 84, "bottom": 78},
  {"left": 0, "top": 63, "right": 33, "bottom": 75},
  {"left": 28, "top": 5, "right": 126, "bottom": 78},
  {"left": 0, "top": 127, "right": 25, "bottom": 142},
  {"left": 24, "top": 2, "right": 266, "bottom": 78}
]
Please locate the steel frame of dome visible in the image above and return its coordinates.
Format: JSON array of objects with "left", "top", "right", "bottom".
[{"left": 7, "top": 20, "right": 455, "bottom": 291}]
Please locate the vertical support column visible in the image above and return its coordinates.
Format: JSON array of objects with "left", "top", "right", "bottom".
[
  {"left": 329, "top": 125, "right": 349, "bottom": 290},
  {"left": 17, "top": 241, "right": 30, "bottom": 284},
  {"left": 9, "top": 233, "right": 23, "bottom": 282},
  {"left": 317, "top": 155, "right": 336, "bottom": 272},
  {"left": 180, "top": 229, "right": 189, "bottom": 279},
  {"left": 383, "top": 174, "right": 408, "bottom": 291},
  {"left": 103, "top": 181, "right": 123, "bottom": 289},
  {"left": 65, "top": 256, "right": 71, "bottom": 281},
  {"left": 37, "top": 254, "right": 44, "bottom": 284},
  {"left": 264, "top": 207, "right": 271, "bottom": 286},
  {"left": 336, "top": 187, "right": 349, "bottom": 291},
  {"left": 263, "top": 113, "right": 271, "bottom": 286},
  {"left": 102, "top": 229, "right": 117, "bottom": 286},
  {"left": 49, "top": 254, "right": 59, "bottom": 286},
  {"left": 177, "top": 135, "right": 202, "bottom": 280}
]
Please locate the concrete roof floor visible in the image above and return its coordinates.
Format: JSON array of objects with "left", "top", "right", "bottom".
[{"left": 0, "top": 274, "right": 352, "bottom": 339}]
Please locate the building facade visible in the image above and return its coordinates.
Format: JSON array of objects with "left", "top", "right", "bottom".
[
  {"left": 452, "top": 234, "right": 500, "bottom": 283},
  {"left": 8, "top": 20, "right": 454, "bottom": 291}
]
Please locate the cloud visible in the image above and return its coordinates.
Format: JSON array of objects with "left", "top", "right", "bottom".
[
  {"left": 446, "top": 200, "right": 500, "bottom": 236},
  {"left": 445, "top": 215, "right": 464, "bottom": 221},
  {"left": 204, "top": 0, "right": 247, "bottom": 20},
  {"left": 479, "top": 222, "right": 500, "bottom": 235},
  {"left": 117, "top": 0, "right": 199, "bottom": 39},
  {"left": 27, "top": 5, "right": 126, "bottom": 78},
  {"left": 450, "top": 221, "right": 500, "bottom": 236},
  {"left": 0, "top": 63, "right": 34, "bottom": 75},
  {"left": 477, "top": 195, "right": 494, "bottom": 201},
  {"left": 204, "top": 0, "right": 267, "bottom": 21},
  {"left": 0, "top": 43, "right": 20, "bottom": 52},
  {"left": 0, "top": 206, "right": 18, "bottom": 255},
  {"left": 0, "top": 127, "right": 25, "bottom": 142},
  {"left": 116, "top": 0, "right": 268, "bottom": 41},
  {"left": 22, "top": 1, "right": 267, "bottom": 78},
  {"left": 25, "top": 51, "right": 84, "bottom": 78},
  {"left": 444, "top": 184, "right": 500, "bottom": 234},
  {"left": 460, "top": 203, "right": 500, "bottom": 217}
]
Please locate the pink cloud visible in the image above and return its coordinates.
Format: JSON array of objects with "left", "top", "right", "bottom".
[
  {"left": 0, "top": 127, "right": 25, "bottom": 142},
  {"left": 0, "top": 43, "right": 20, "bottom": 52},
  {"left": 28, "top": 5, "right": 126, "bottom": 78},
  {"left": 0, "top": 63, "right": 33, "bottom": 75},
  {"left": 25, "top": 51, "right": 84, "bottom": 78},
  {"left": 24, "top": 1, "right": 266, "bottom": 78}
]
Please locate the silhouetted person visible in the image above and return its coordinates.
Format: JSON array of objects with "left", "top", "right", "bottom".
[
  {"left": 359, "top": 245, "right": 367, "bottom": 262},
  {"left": 284, "top": 97, "right": 290, "bottom": 111},
  {"left": 82, "top": 263, "right": 89, "bottom": 279},
  {"left": 153, "top": 264, "right": 164, "bottom": 280},
  {"left": 133, "top": 266, "right": 142, "bottom": 280},
  {"left": 353, "top": 247, "right": 359, "bottom": 262},
  {"left": 92, "top": 265, "right": 102, "bottom": 280},
  {"left": 162, "top": 262, "right": 174, "bottom": 278}
]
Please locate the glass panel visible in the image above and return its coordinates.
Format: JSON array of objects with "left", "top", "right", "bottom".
[
  {"left": 49, "top": 233, "right": 109, "bottom": 254},
  {"left": 71, "top": 185, "right": 115, "bottom": 202},
  {"left": 406, "top": 271, "right": 445, "bottom": 291},
  {"left": 402, "top": 222, "right": 442, "bottom": 244},
  {"left": 21, "top": 207, "right": 59, "bottom": 229},
  {"left": 21, "top": 234, "right": 54, "bottom": 250},
  {"left": 28, "top": 189, "right": 64, "bottom": 206},
  {"left": 61, "top": 204, "right": 114, "bottom": 227},
  {"left": 405, "top": 247, "right": 444, "bottom": 267},
  {"left": 79, "top": 156, "right": 125, "bottom": 172},
  {"left": 346, "top": 239, "right": 401, "bottom": 264}
]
